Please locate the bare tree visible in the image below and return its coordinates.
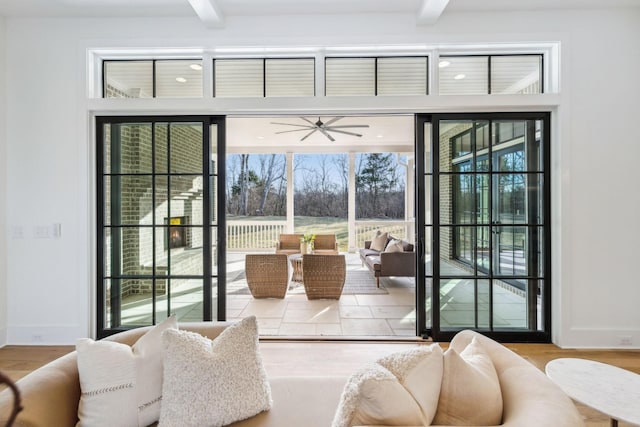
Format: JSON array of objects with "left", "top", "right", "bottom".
[
  {"left": 239, "top": 154, "right": 250, "bottom": 216},
  {"left": 257, "top": 154, "right": 285, "bottom": 215}
]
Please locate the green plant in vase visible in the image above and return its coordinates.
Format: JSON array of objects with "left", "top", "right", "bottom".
[{"left": 300, "top": 233, "right": 316, "bottom": 254}]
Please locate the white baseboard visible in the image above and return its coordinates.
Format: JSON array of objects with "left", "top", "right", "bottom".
[
  {"left": 557, "top": 327, "right": 640, "bottom": 349},
  {"left": 7, "top": 324, "right": 90, "bottom": 345}
]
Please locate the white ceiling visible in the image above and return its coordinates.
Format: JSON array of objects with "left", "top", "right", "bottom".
[
  {"left": 226, "top": 115, "right": 415, "bottom": 154},
  {"left": 1, "top": 0, "right": 637, "bottom": 21}
]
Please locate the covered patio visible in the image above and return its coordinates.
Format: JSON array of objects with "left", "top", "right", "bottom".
[{"left": 120, "top": 251, "right": 532, "bottom": 337}]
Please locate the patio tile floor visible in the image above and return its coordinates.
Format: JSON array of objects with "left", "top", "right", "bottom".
[{"left": 120, "top": 252, "right": 535, "bottom": 337}]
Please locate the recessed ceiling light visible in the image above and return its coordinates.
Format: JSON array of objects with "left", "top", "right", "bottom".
[
  {"left": 257, "top": 136, "right": 265, "bottom": 140},
  {"left": 377, "top": 135, "right": 384, "bottom": 138},
  {"left": 190, "top": 63, "right": 203, "bottom": 71},
  {"left": 176, "top": 77, "right": 187, "bottom": 83},
  {"left": 454, "top": 74, "right": 466, "bottom": 80},
  {"left": 438, "top": 60, "right": 450, "bottom": 68}
]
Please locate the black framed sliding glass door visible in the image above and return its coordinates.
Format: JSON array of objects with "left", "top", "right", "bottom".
[
  {"left": 96, "top": 116, "right": 225, "bottom": 338},
  {"left": 416, "top": 113, "right": 551, "bottom": 342}
]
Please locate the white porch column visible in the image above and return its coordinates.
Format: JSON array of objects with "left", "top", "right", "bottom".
[
  {"left": 348, "top": 152, "right": 356, "bottom": 252},
  {"left": 286, "top": 152, "right": 294, "bottom": 233},
  {"left": 406, "top": 156, "right": 415, "bottom": 243}
]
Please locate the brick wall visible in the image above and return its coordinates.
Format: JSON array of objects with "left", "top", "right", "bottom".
[{"left": 106, "top": 121, "right": 204, "bottom": 296}]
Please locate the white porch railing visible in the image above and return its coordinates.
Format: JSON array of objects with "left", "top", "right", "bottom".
[
  {"left": 226, "top": 220, "right": 287, "bottom": 251},
  {"left": 354, "top": 220, "right": 415, "bottom": 248},
  {"left": 225, "top": 219, "right": 414, "bottom": 252}
]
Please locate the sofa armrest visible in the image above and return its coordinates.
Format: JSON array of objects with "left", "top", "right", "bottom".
[
  {"left": 379, "top": 251, "right": 415, "bottom": 276},
  {"left": 0, "top": 351, "right": 80, "bottom": 427}
]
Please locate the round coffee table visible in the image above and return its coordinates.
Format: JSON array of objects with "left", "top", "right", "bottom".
[{"left": 545, "top": 358, "right": 640, "bottom": 427}]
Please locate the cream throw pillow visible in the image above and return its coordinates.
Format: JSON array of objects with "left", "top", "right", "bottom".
[
  {"left": 159, "top": 316, "right": 272, "bottom": 427},
  {"left": 76, "top": 315, "right": 178, "bottom": 427},
  {"left": 332, "top": 344, "right": 444, "bottom": 427},
  {"left": 384, "top": 238, "right": 404, "bottom": 253},
  {"left": 432, "top": 337, "right": 503, "bottom": 425},
  {"left": 370, "top": 231, "right": 389, "bottom": 252},
  {"left": 377, "top": 344, "right": 443, "bottom": 425},
  {"left": 331, "top": 364, "right": 425, "bottom": 427}
]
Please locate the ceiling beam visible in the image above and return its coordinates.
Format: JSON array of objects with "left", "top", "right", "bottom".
[
  {"left": 187, "top": 0, "right": 225, "bottom": 28},
  {"left": 417, "top": 0, "right": 450, "bottom": 25}
]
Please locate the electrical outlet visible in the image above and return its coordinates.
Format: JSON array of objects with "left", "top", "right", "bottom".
[
  {"left": 619, "top": 336, "right": 632, "bottom": 346},
  {"left": 32, "top": 334, "right": 43, "bottom": 343}
]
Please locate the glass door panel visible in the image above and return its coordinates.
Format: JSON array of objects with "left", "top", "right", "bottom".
[
  {"left": 97, "top": 116, "right": 225, "bottom": 338},
  {"left": 416, "top": 114, "right": 550, "bottom": 342}
]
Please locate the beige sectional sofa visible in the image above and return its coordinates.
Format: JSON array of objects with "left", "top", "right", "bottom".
[{"left": 0, "top": 325, "right": 583, "bottom": 427}]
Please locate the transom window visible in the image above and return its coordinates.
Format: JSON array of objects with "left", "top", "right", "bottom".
[{"left": 100, "top": 52, "right": 547, "bottom": 99}]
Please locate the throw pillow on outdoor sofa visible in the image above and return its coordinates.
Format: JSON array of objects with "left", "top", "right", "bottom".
[
  {"left": 159, "top": 316, "right": 272, "bottom": 427},
  {"left": 76, "top": 314, "right": 178, "bottom": 427},
  {"left": 384, "top": 238, "right": 405, "bottom": 253},
  {"left": 432, "top": 336, "right": 503, "bottom": 426},
  {"left": 370, "top": 230, "right": 389, "bottom": 252}
]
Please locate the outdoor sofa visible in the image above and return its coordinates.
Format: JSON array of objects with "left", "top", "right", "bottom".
[
  {"left": 359, "top": 235, "right": 416, "bottom": 287},
  {"left": 0, "top": 325, "right": 584, "bottom": 427}
]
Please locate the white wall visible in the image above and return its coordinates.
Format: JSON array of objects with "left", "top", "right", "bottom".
[
  {"left": 0, "top": 16, "right": 7, "bottom": 346},
  {"left": 3, "top": 7, "right": 640, "bottom": 347}
]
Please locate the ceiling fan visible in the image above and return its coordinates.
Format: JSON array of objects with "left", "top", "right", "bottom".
[{"left": 270, "top": 116, "right": 369, "bottom": 142}]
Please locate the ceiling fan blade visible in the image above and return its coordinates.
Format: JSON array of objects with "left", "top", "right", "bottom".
[
  {"left": 300, "top": 117, "right": 318, "bottom": 127},
  {"left": 326, "top": 125, "right": 370, "bottom": 129},
  {"left": 300, "top": 128, "right": 318, "bottom": 141},
  {"left": 325, "top": 128, "right": 363, "bottom": 137},
  {"left": 270, "top": 122, "right": 314, "bottom": 128},
  {"left": 317, "top": 128, "right": 336, "bottom": 142},
  {"left": 274, "top": 127, "right": 316, "bottom": 134},
  {"left": 322, "top": 116, "right": 344, "bottom": 126}
]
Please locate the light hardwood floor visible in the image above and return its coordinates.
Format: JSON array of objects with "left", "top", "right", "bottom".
[{"left": 1, "top": 340, "right": 639, "bottom": 426}]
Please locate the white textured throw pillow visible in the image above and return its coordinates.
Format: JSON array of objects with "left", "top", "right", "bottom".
[
  {"left": 159, "top": 316, "right": 272, "bottom": 427},
  {"left": 433, "top": 337, "right": 503, "bottom": 425},
  {"left": 76, "top": 315, "right": 178, "bottom": 427},
  {"left": 331, "top": 363, "right": 425, "bottom": 427},
  {"left": 384, "top": 238, "right": 405, "bottom": 253},
  {"left": 376, "top": 344, "right": 443, "bottom": 425},
  {"left": 370, "top": 231, "right": 389, "bottom": 252}
]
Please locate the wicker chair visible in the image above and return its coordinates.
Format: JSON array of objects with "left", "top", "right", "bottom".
[
  {"left": 275, "top": 233, "right": 303, "bottom": 255},
  {"left": 311, "top": 234, "right": 339, "bottom": 254},
  {"left": 302, "top": 254, "right": 346, "bottom": 300},
  {"left": 245, "top": 254, "right": 289, "bottom": 298}
]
